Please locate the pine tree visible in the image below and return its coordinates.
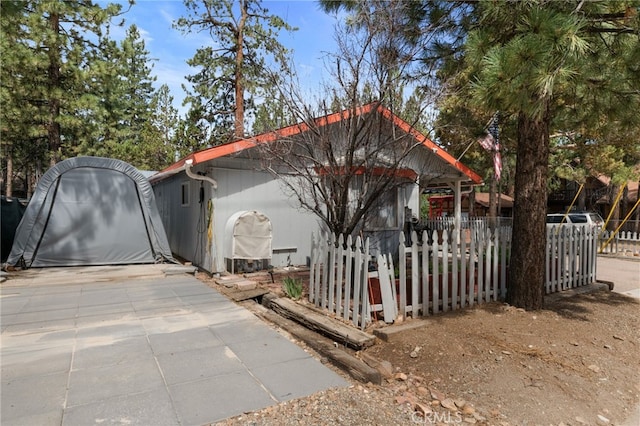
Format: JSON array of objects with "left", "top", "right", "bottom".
[
  {"left": 1, "top": 0, "right": 128, "bottom": 194},
  {"left": 0, "top": 1, "right": 46, "bottom": 196},
  {"left": 465, "top": 1, "right": 639, "bottom": 309},
  {"left": 89, "top": 24, "right": 158, "bottom": 167},
  {"left": 146, "top": 84, "right": 179, "bottom": 170},
  {"left": 175, "top": 0, "right": 296, "bottom": 144}
]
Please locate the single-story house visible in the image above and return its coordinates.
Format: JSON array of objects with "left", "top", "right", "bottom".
[{"left": 149, "top": 103, "right": 482, "bottom": 274}]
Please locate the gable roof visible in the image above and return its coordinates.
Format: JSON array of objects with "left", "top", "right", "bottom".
[
  {"left": 474, "top": 192, "right": 514, "bottom": 209},
  {"left": 593, "top": 175, "right": 639, "bottom": 204},
  {"left": 150, "top": 102, "right": 482, "bottom": 185}
]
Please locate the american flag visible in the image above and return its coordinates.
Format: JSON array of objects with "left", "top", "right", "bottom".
[{"left": 478, "top": 113, "right": 502, "bottom": 181}]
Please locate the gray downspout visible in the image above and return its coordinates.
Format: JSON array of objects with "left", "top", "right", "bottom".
[{"left": 184, "top": 159, "right": 219, "bottom": 272}]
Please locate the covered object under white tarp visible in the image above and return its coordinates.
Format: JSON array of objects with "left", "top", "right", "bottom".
[
  {"left": 7, "top": 156, "right": 175, "bottom": 268},
  {"left": 225, "top": 210, "right": 272, "bottom": 260}
]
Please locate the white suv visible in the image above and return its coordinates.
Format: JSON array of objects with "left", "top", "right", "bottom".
[{"left": 546, "top": 212, "right": 604, "bottom": 227}]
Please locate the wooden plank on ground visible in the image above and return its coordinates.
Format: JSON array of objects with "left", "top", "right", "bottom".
[
  {"left": 377, "top": 254, "right": 397, "bottom": 323},
  {"left": 269, "top": 297, "right": 376, "bottom": 350},
  {"left": 215, "top": 275, "right": 246, "bottom": 287},
  {"left": 219, "top": 287, "right": 269, "bottom": 302},
  {"left": 256, "top": 296, "right": 381, "bottom": 384}
]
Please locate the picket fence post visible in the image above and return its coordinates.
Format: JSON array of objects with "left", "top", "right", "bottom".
[
  {"left": 421, "top": 230, "right": 430, "bottom": 315},
  {"left": 442, "top": 230, "right": 450, "bottom": 312},
  {"left": 335, "top": 234, "right": 344, "bottom": 319},
  {"left": 328, "top": 233, "right": 336, "bottom": 312},
  {"left": 352, "top": 236, "right": 363, "bottom": 327},
  {"left": 468, "top": 228, "right": 476, "bottom": 307},
  {"left": 343, "top": 235, "right": 353, "bottom": 322},
  {"left": 451, "top": 230, "right": 459, "bottom": 311},
  {"left": 431, "top": 230, "right": 440, "bottom": 314},
  {"left": 460, "top": 231, "right": 467, "bottom": 309},
  {"left": 400, "top": 233, "right": 408, "bottom": 318},
  {"left": 411, "top": 230, "right": 420, "bottom": 318}
]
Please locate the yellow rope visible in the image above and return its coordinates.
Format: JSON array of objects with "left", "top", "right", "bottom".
[
  {"left": 599, "top": 197, "right": 640, "bottom": 253},
  {"left": 206, "top": 199, "right": 214, "bottom": 254},
  {"left": 600, "top": 182, "right": 627, "bottom": 237},
  {"left": 555, "top": 183, "right": 583, "bottom": 234}
]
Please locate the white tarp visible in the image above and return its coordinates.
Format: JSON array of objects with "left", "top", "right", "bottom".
[
  {"left": 225, "top": 211, "right": 272, "bottom": 259},
  {"left": 7, "top": 157, "right": 175, "bottom": 268}
]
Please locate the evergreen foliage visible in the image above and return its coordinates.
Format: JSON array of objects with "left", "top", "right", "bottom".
[
  {"left": 175, "top": 0, "right": 296, "bottom": 146},
  {"left": 319, "top": 0, "right": 639, "bottom": 309},
  {"left": 1, "top": 0, "right": 179, "bottom": 195}
]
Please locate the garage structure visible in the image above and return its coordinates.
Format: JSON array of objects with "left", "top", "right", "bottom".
[{"left": 7, "top": 156, "right": 175, "bottom": 268}]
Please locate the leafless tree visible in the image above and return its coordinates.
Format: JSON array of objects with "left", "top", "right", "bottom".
[{"left": 257, "top": 11, "right": 437, "bottom": 237}]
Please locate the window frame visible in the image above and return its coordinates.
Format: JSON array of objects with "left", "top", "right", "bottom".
[{"left": 181, "top": 181, "right": 190, "bottom": 207}]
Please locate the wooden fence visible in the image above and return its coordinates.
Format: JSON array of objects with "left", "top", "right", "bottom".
[
  {"left": 546, "top": 225, "right": 599, "bottom": 293},
  {"left": 374, "top": 227, "right": 512, "bottom": 320},
  {"left": 309, "top": 222, "right": 599, "bottom": 329},
  {"left": 308, "top": 233, "right": 371, "bottom": 330},
  {"left": 598, "top": 230, "right": 640, "bottom": 257}
]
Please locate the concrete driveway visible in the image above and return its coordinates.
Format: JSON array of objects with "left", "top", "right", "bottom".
[{"left": 0, "top": 265, "right": 348, "bottom": 425}]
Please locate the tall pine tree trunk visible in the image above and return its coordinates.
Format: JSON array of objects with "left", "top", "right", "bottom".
[
  {"left": 621, "top": 184, "right": 628, "bottom": 231},
  {"left": 609, "top": 183, "right": 620, "bottom": 231},
  {"left": 507, "top": 108, "right": 550, "bottom": 310},
  {"left": 233, "top": 0, "right": 248, "bottom": 140},
  {"left": 468, "top": 188, "right": 476, "bottom": 217},
  {"left": 48, "top": 12, "right": 61, "bottom": 166},
  {"left": 5, "top": 153, "right": 13, "bottom": 197}
]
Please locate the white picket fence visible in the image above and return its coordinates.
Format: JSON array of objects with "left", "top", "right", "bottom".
[
  {"left": 598, "top": 230, "right": 640, "bottom": 257},
  {"left": 546, "top": 225, "right": 599, "bottom": 293},
  {"left": 309, "top": 223, "right": 599, "bottom": 329},
  {"left": 308, "top": 233, "right": 371, "bottom": 330},
  {"left": 376, "top": 227, "right": 512, "bottom": 320}
]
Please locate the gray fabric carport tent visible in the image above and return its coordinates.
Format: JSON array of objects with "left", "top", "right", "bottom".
[{"left": 7, "top": 156, "right": 175, "bottom": 268}]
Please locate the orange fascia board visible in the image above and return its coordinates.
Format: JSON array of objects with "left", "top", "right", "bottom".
[
  {"left": 316, "top": 166, "right": 418, "bottom": 181},
  {"left": 375, "top": 105, "right": 483, "bottom": 184},
  {"left": 155, "top": 103, "right": 380, "bottom": 178},
  {"left": 153, "top": 102, "right": 482, "bottom": 185}
]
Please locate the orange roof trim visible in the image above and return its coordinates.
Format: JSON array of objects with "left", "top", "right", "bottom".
[
  {"left": 375, "top": 105, "right": 482, "bottom": 184},
  {"left": 315, "top": 165, "right": 419, "bottom": 181},
  {"left": 154, "top": 102, "right": 482, "bottom": 184}
]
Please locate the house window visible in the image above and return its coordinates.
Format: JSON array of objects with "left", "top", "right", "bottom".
[
  {"left": 181, "top": 182, "right": 190, "bottom": 206},
  {"left": 366, "top": 188, "right": 399, "bottom": 230}
]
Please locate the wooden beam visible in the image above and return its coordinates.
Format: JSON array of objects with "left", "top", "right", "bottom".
[
  {"left": 267, "top": 296, "right": 376, "bottom": 350},
  {"left": 256, "top": 296, "right": 381, "bottom": 384}
]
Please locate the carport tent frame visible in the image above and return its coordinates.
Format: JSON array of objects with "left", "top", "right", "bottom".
[{"left": 7, "top": 156, "right": 175, "bottom": 268}]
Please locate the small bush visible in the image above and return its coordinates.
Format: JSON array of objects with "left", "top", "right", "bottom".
[{"left": 282, "top": 276, "right": 303, "bottom": 300}]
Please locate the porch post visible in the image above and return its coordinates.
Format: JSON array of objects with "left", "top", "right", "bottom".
[{"left": 454, "top": 180, "right": 462, "bottom": 247}]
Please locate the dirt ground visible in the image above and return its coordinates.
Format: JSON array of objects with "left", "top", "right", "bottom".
[{"left": 208, "top": 273, "right": 639, "bottom": 426}]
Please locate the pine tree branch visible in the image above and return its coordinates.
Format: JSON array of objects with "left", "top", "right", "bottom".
[{"left": 585, "top": 27, "right": 636, "bottom": 34}]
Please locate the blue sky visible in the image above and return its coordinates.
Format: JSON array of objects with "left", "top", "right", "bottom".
[{"left": 110, "top": 0, "right": 340, "bottom": 115}]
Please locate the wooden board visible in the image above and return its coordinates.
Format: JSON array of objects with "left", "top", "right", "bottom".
[
  {"left": 255, "top": 300, "right": 381, "bottom": 384},
  {"left": 220, "top": 287, "right": 269, "bottom": 302},
  {"left": 269, "top": 297, "right": 376, "bottom": 350}
]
